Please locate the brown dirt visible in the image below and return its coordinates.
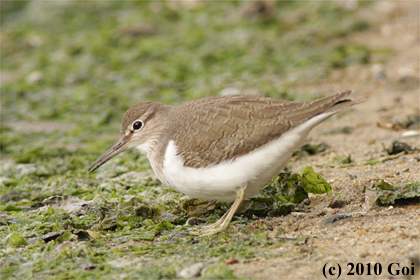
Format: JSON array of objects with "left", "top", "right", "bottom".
[{"left": 230, "top": 2, "right": 420, "bottom": 279}]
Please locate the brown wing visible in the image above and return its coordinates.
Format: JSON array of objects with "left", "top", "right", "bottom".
[{"left": 170, "top": 90, "right": 354, "bottom": 168}]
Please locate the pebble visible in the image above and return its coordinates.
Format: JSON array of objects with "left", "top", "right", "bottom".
[
  {"left": 26, "top": 71, "right": 43, "bottom": 84},
  {"left": 356, "top": 230, "right": 367, "bottom": 236},
  {"left": 323, "top": 213, "right": 352, "bottom": 224},
  {"left": 219, "top": 87, "right": 241, "bottom": 96},
  {"left": 178, "top": 262, "right": 206, "bottom": 278},
  {"left": 185, "top": 217, "right": 205, "bottom": 226},
  {"left": 402, "top": 131, "right": 420, "bottom": 138}
]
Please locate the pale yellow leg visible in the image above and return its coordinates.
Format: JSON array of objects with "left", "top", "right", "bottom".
[{"left": 190, "top": 186, "right": 246, "bottom": 236}]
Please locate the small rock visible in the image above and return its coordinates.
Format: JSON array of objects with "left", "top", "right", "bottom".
[
  {"left": 323, "top": 213, "right": 352, "bottom": 224},
  {"left": 329, "top": 199, "right": 348, "bottom": 209},
  {"left": 397, "top": 75, "right": 420, "bottom": 90},
  {"left": 380, "top": 226, "right": 394, "bottom": 233},
  {"left": 101, "top": 214, "right": 118, "bottom": 231},
  {"left": 134, "top": 205, "right": 160, "bottom": 218},
  {"left": 290, "top": 212, "right": 306, "bottom": 217},
  {"left": 359, "top": 250, "right": 369, "bottom": 258},
  {"left": 402, "top": 131, "right": 420, "bottom": 138},
  {"left": 41, "top": 230, "right": 67, "bottom": 243},
  {"left": 371, "top": 64, "right": 386, "bottom": 80},
  {"left": 26, "top": 71, "right": 43, "bottom": 84},
  {"left": 81, "top": 262, "right": 97, "bottom": 270},
  {"left": 367, "top": 139, "right": 376, "bottom": 145},
  {"left": 385, "top": 140, "right": 417, "bottom": 155},
  {"left": 299, "top": 143, "right": 331, "bottom": 155},
  {"left": 73, "top": 230, "right": 92, "bottom": 241},
  {"left": 178, "top": 262, "right": 206, "bottom": 278},
  {"left": 226, "top": 258, "right": 238, "bottom": 265},
  {"left": 54, "top": 241, "right": 73, "bottom": 253},
  {"left": 219, "top": 87, "right": 241, "bottom": 96},
  {"left": 0, "top": 211, "right": 11, "bottom": 216},
  {"left": 301, "top": 198, "right": 311, "bottom": 205},
  {"left": 185, "top": 217, "right": 205, "bottom": 226},
  {"left": 42, "top": 195, "right": 93, "bottom": 216},
  {"left": 160, "top": 211, "right": 181, "bottom": 223},
  {"left": 356, "top": 230, "right": 367, "bottom": 236}
]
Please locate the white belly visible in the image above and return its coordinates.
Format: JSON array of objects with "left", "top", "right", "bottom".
[{"left": 158, "top": 112, "right": 335, "bottom": 201}]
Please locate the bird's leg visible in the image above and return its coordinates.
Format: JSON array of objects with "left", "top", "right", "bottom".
[{"left": 191, "top": 185, "right": 246, "bottom": 236}]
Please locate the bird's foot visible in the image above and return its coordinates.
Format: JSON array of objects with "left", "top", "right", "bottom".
[
  {"left": 189, "top": 186, "right": 246, "bottom": 236},
  {"left": 190, "top": 217, "right": 229, "bottom": 236}
]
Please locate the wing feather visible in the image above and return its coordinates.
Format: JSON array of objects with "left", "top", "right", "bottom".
[{"left": 169, "top": 90, "right": 355, "bottom": 168}]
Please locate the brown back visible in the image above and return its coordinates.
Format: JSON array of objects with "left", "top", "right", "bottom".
[{"left": 166, "top": 90, "right": 355, "bottom": 168}]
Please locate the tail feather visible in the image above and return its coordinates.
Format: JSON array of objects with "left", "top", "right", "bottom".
[{"left": 324, "top": 90, "right": 364, "bottom": 114}]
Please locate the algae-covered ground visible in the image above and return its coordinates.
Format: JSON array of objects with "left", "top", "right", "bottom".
[{"left": 1, "top": 1, "right": 419, "bottom": 279}]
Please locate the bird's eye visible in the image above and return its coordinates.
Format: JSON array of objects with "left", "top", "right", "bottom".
[{"left": 133, "top": 121, "right": 143, "bottom": 130}]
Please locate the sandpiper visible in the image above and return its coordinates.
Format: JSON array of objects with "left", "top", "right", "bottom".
[{"left": 89, "top": 90, "right": 358, "bottom": 235}]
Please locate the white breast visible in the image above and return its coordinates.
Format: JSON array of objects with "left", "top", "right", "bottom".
[{"left": 159, "top": 112, "right": 336, "bottom": 201}]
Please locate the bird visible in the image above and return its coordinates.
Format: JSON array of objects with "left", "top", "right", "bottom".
[{"left": 89, "top": 90, "right": 359, "bottom": 235}]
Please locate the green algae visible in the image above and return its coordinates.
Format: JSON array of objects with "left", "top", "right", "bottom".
[
  {"left": 201, "top": 262, "right": 236, "bottom": 279},
  {"left": 0, "top": 205, "right": 25, "bottom": 212},
  {"left": 5, "top": 232, "right": 29, "bottom": 247},
  {"left": 371, "top": 181, "right": 420, "bottom": 206},
  {"left": 240, "top": 167, "right": 331, "bottom": 217},
  {"left": 300, "top": 166, "right": 332, "bottom": 196}
]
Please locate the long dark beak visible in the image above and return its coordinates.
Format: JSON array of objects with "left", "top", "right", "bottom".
[{"left": 88, "top": 139, "right": 128, "bottom": 172}]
